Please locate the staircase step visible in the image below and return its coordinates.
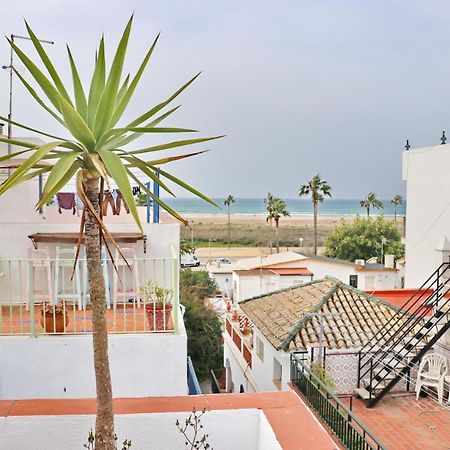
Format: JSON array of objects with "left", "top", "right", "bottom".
[{"left": 354, "top": 388, "right": 370, "bottom": 400}]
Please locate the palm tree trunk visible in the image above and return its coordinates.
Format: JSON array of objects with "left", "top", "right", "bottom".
[
  {"left": 313, "top": 202, "right": 318, "bottom": 255},
  {"left": 227, "top": 205, "right": 231, "bottom": 249},
  {"left": 366, "top": 206, "right": 370, "bottom": 219},
  {"left": 394, "top": 207, "right": 397, "bottom": 222},
  {"left": 275, "top": 219, "right": 280, "bottom": 253},
  {"left": 84, "top": 177, "right": 115, "bottom": 450},
  {"left": 269, "top": 217, "right": 273, "bottom": 254}
]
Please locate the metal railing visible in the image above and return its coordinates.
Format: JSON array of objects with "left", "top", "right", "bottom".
[
  {"left": 291, "top": 354, "right": 385, "bottom": 450},
  {"left": 357, "top": 263, "right": 450, "bottom": 405},
  {"left": 0, "top": 254, "right": 180, "bottom": 336}
]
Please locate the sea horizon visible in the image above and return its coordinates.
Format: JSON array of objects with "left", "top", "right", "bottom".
[{"left": 160, "top": 197, "right": 406, "bottom": 217}]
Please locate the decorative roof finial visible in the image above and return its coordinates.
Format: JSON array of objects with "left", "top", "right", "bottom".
[
  {"left": 442, "top": 131, "right": 447, "bottom": 145},
  {"left": 405, "top": 139, "right": 410, "bottom": 151}
]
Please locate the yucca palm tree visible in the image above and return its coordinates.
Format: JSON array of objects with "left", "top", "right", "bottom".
[
  {"left": 0, "top": 17, "right": 221, "bottom": 449},
  {"left": 266, "top": 198, "right": 289, "bottom": 253},
  {"left": 298, "top": 174, "right": 332, "bottom": 255},
  {"left": 391, "top": 194, "right": 403, "bottom": 221},
  {"left": 360, "top": 192, "right": 383, "bottom": 219},
  {"left": 264, "top": 192, "right": 275, "bottom": 253},
  {"left": 224, "top": 194, "right": 235, "bottom": 249}
]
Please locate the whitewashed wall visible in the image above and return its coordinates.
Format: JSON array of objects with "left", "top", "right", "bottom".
[
  {"left": 224, "top": 335, "right": 257, "bottom": 393},
  {"left": 224, "top": 328, "right": 291, "bottom": 393},
  {"left": 249, "top": 328, "right": 291, "bottom": 392},
  {"left": 0, "top": 331, "right": 187, "bottom": 399},
  {"left": 403, "top": 144, "right": 450, "bottom": 287},
  {"left": 0, "top": 409, "right": 282, "bottom": 450}
]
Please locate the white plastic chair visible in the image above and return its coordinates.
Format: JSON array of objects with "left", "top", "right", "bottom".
[
  {"left": 415, "top": 353, "right": 448, "bottom": 404},
  {"left": 54, "top": 246, "right": 83, "bottom": 310},
  {"left": 112, "top": 247, "right": 140, "bottom": 307},
  {"left": 26, "top": 247, "right": 53, "bottom": 311}
]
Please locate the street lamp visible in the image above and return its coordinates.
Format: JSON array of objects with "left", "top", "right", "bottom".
[{"left": 2, "top": 34, "right": 54, "bottom": 154}]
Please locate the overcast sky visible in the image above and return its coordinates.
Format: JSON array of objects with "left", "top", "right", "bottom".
[{"left": 1, "top": 0, "right": 450, "bottom": 199}]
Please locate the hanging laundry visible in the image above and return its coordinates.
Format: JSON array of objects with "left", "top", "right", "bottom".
[
  {"left": 57, "top": 192, "right": 76, "bottom": 215},
  {"left": 116, "top": 191, "right": 130, "bottom": 215},
  {"left": 101, "top": 192, "right": 116, "bottom": 216}
]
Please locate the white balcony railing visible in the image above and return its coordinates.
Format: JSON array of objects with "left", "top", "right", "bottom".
[{"left": 0, "top": 252, "right": 180, "bottom": 336}]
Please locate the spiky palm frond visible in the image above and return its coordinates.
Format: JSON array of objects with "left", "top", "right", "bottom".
[{"left": 0, "top": 16, "right": 223, "bottom": 240}]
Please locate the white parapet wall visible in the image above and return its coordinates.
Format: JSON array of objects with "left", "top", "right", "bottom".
[
  {"left": 0, "top": 331, "right": 187, "bottom": 399},
  {"left": 0, "top": 409, "right": 282, "bottom": 450}
]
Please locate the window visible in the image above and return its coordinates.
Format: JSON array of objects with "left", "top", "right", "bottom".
[
  {"left": 256, "top": 336, "right": 264, "bottom": 362},
  {"left": 349, "top": 275, "right": 358, "bottom": 288},
  {"left": 273, "top": 358, "right": 282, "bottom": 389}
]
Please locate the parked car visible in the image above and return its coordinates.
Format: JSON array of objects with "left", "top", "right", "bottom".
[
  {"left": 215, "top": 258, "right": 232, "bottom": 265},
  {"left": 181, "top": 253, "right": 200, "bottom": 268}
]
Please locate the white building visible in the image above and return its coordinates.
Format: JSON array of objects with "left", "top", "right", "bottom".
[
  {"left": 224, "top": 278, "right": 416, "bottom": 395},
  {"left": 403, "top": 142, "right": 450, "bottom": 287},
  {"left": 0, "top": 136, "right": 192, "bottom": 399},
  {"left": 232, "top": 251, "right": 399, "bottom": 302}
]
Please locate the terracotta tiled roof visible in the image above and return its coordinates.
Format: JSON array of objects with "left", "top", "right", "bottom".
[{"left": 239, "top": 278, "right": 412, "bottom": 352}]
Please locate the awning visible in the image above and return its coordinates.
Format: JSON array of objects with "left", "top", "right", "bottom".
[{"left": 28, "top": 232, "right": 147, "bottom": 252}]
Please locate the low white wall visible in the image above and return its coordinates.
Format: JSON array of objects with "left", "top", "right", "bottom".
[
  {"left": 0, "top": 332, "right": 187, "bottom": 399},
  {"left": 0, "top": 409, "right": 281, "bottom": 450}
]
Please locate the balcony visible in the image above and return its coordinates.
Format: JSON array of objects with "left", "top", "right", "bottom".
[
  {"left": 224, "top": 312, "right": 253, "bottom": 368},
  {"left": 0, "top": 253, "right": 180, "bottom": 336}
]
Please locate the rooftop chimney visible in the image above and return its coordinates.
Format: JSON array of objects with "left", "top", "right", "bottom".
[{"left": 0, "top": 123, "right": 4, "bottom": 135}]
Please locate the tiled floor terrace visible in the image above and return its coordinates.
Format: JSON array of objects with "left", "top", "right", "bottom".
[
  {"left": 350, "top": 395, "right": 450, "bottom": 450},
  {"left": 0, "top": 303, "right": 174, "bottom": 335}
]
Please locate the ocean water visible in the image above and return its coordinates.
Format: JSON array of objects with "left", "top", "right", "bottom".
[{"left": 160, "top": 198, "right": 406, "bottom": 217}]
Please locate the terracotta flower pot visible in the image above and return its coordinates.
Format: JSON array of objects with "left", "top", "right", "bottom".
[
  {"left": 145, "top": 303, "right": 173, "bottom": 331},
  {"left": 40, "top": 312, "right": 69, "bottom": 333},
  {"left": 226, "top": 301, "right": 232, "bottom": 312},
  {"left": 232, "top": 310, "right": 239, "bottom": 322}
]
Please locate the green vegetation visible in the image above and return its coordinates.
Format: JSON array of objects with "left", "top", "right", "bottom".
[
  {"left": 298, "top": 174, "right": 332, "bottom": 255},
  {"left": 391, "top": 194, "right": 404, "bottom": 221},
  {"left": 324, "top": 216, "right": 404, "bottom": 262},
  {"left": 181, "top": 221, "right": 337, "bottom": 248},
  {"left": 180, "top": 270, "right": 222, "bottom": 381},
  {"left": 360, "top": 193, "right": 383, "bottom": 218},
  {"left": 1, "top": 16, "right": 222, "bottom": 446}
]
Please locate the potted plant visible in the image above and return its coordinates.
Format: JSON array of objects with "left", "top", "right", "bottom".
[
  {"left": 141, "top": 281, "right": 173, "bottom": 331},
  {"left": 40, "top": 302, "right": 69, "bottom": 333}
]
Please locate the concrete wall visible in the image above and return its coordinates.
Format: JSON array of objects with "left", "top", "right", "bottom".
[
  {"left": 0, "top": 331, "right": 187, "bottom": 399},
  {"left": 0, "top": 409, "right": 281, "bottom": 450},
  {"left": 248, "top": 328, "right": 291, "bottom": 392},
  {"left": 403, "top": 144, "right": 450, "bottom": 287}
]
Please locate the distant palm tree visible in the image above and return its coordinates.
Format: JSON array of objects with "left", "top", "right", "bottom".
[
  {"left": 298, "top": 174, "right": 332, "bottom": 255},
  {"left": 264, "top": 192, "right": 275, "bottom": 252},
  {"left": 224, "top": 195, "right": 235, "bottom": 249},
  {"left": 267, "top": 198, "right": 290, "bottom": 253},
  {"left": 391, "top": 194, "right": 403, "bottom": 221},
  {"left": 360, "top": 192, "right": 383, "bottom": 218}
]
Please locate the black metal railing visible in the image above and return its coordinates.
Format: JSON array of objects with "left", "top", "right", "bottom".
[
  {"left": 291, "top": 354, "right": 385, "bottom": 450},
  {"left": 357, "top": 263, "right": 450, "bottom": 406}
]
